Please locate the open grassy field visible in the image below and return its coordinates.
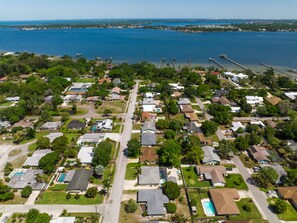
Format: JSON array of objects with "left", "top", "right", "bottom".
[
  {"left": 225, "top": 174, "right": 248, "bottom": 190},
  {"left": 35, "top": 191, "right": 103, "bottom": 205},
  {"left": 97, "top": 101, "right": 127, "bottom": 114}
]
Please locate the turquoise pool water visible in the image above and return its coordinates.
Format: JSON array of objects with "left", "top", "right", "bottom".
[
  {"left": 13, "top": 172, "right": 25, "bottom": 177},
  {"left": 202, "top": 200, "right": 216, "bottom": 216},
  {"left": 57, "top": 173, "right": 67, "bottom": 182}
]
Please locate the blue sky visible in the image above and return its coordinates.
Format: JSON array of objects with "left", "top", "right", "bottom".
[{"left": 1, "top": 0, "right": 296, "bottom": 21}]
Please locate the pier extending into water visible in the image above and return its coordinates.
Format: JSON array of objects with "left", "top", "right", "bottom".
[
  {"left": 220, "top": 54, "right": 248, "bottom": 70},
  {"left": 260, "top": 63, "right": 290, "bottom": 75},
  {"left": 209, "top": 58, "right": 225, "bottom": 69}
]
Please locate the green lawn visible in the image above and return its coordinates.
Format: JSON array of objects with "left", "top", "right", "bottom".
[
  {"left": 111, "top": 124, "right": 122, "bottom": 133},
  {"left": 188, "top": 189, "right": 209, "bottom": 218},
  {"left": 125, "top": 163, "right": 140, "bottom": 180},
  {"left": 35, "top": 191, "right": 103, "bottom": 205},
  {"left": 192, "top": 105, "right": 201, "bottom": 111},
  {"left": 97, "top": 101, "right": 127, "bottom": 114},
  {"left": 132, "top": 124, "right": 142, "bottom": 131},
  {"left": 239, "top": 153, "right": 256, "bottom": 168},
  {"left": 230, "top": 198, "right": 262, "bottom": 220},
  {"left": 225, "top": 174, "right": 248, "bottom": 190},
  {"left": 75, "top": 78, "right": 96, "bottom": 83},
  {"left": 131, "top": 133, "right": 140, "bottom": 140},
  {"left": 48, "top": 184, "right": 68, "bottom": 191},
  {"left": 0, "top": 101, "right": 13, "bottom": 106},
  {"left": 20, "top": 131, "right": 49, "bottom": 144},
  {"left": 28, "top": 142, "right": 38, "bottom": 151},
  {"left": 268, "top": 198, "right": 297, "bottom": 221},
  {"left": 182, "top": 167, "right": 211, "bottom": 188},
  {"left": 65, "top": 133, "right": 80, "bottom": 143},
  {"left": 169, "top": 114, "right": 188, "bottom": 124}
]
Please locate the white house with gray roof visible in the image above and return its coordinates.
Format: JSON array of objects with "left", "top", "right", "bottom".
[
  {"left": 141, "top": 121, "right": 156, "bottom": 133},
  {"left": 138, "top": 189, "right": 169, "bottom": 216},
  {"left": 138, "top": 166, "right": 160, "bottom": 185},
  {"left": 8, "top": 169, "right": 45, "bottom": 190},
  {"left": 177, "top": 98, "right": 191, "bottom": 105},
  {"left": 77, "top": 133, "right": 105, "bottom": 145},
  {"left": 46, "top": 132, "right": 63, "bottom": 143},
  {"left": 141, "top": 133, "right": 156, "bottom": 146},
  {"left": 78, "top": 146, "right": 94, "bottom": 164},
  {"left": 202, "top": 146, "right": 221, "bottom": 165}
]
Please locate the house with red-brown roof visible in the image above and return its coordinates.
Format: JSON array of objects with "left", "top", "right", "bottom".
[
  {"left": 278, "top": 187, "right": 297, "bottom": 210},
  {"left": 248, "top": 145, "right": 270, "bottom": 164}
]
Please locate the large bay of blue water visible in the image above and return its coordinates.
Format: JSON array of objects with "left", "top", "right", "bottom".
[{"left": 0, "top": 19, "right": 296, "bottom": 68}]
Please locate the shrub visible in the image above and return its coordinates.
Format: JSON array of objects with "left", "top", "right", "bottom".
[
  {"left": 190, "top": 199, "right": 197, "bottom": 206},
  {"left": 243, "top": 204, "right": 251, "bottom": 212},
  {"left": 85, "top": 187, "right": 98, "bottom": 198},
  {"left": 21, "top": 186, "right": 32, "bottom": 198},
  {"left": 74, "top": 193, "right": 80, "bottom": 200},
  {"left": 179, "top": 196, "right": 184, "bottom": 202},
  {"left": 166, "top": 203, "right": 177, "bottom": 213},
  {"left": 66, "top": 193, "right": 71, "bottom": 200},
  {"left": 124, "top": 199, "right": 138, "bottom": 213},
  {"left": 162, "top": 181, "right": 180, "bottom": 200}
]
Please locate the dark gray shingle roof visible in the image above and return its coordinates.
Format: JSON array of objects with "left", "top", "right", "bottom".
[
  {"left": 67, "top": 169, "right": 93, "bottom": 191},
  {"left": 141, "top": 133, "right": 156, "bottom": 146},
  {"left": 138, "top": 190, "right": 169, "bottom": 216}
]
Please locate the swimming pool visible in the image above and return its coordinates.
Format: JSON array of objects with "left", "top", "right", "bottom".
[
  {"left": 57, "top": 173, "right": 67, "bottom": 182},
  {"left": 202, "top": 199, "right": 216, "bottom": 216},
  {"left": 13, "top": 172, "right": 25, "bottom": 177}
]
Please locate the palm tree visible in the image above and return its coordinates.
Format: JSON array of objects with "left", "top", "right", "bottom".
[{"left": 95, "top": 165, "right": 104, "bottom": 177}]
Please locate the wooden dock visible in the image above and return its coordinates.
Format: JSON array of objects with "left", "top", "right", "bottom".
[
  {"left": 209, "top": 58, "right": 224, "bottom": 69},
  {"left": 219, "top": 54, "right": 248, "bottom": 70},
  {"left": 259, "top": 63, "right": 290, "bottom": 75}
]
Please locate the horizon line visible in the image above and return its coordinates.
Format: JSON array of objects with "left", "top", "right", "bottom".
[{"left": 1, "top": 17, "right": 297, "bottom": 22}]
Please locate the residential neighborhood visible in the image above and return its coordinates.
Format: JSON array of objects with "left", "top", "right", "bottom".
[{"left": 0, "top": 53, "right": 297, "bottom": 223}]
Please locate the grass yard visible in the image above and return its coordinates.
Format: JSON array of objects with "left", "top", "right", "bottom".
[
  {"left": 97, "top": 101, "right": 127, "bottom": 114},
  {"left": 11, "top": 154, "right": 27, "bottom": 168},
  {"left": 0, "top": 101, "right": 13, "bottom": 106},
  {"left": 210, "top": 134, "right": 219, "bottom": 142},
  {"left": 120, "top": 200, "right": 142, "bottom": 223},
  {"left": 20, "top": 131, "right": 49, "bottom": 144},
  {"left": 48, "top": 184, "right": 68, "bottom": 191},
  {"left": 65, "top": 133, "right": 80, "bottom": 143},
  {"left": 225, "top": 174, "right": 248, "bottom": 190},
  {"left": 268, "top": 198, "right": 297, "bottom": 221},
  {"left": 169, "top": 114, "right": 188, "bottom": 124},
  {"left": 132, "top": 124, "right": 142, "bottom": 131},
  {"left": 8, "top": 148, "right": 21, "bottom": 157},
  {"left": 111, "top": 124, "right": 122, "bottom": 133},
  {"left": 131, "top": 133, "right": 140, "bottom": 140},
  {"left": 239, "top": 153, "right": 256, "bottom": 168},
  {"left": 188, "top": 189, "right": 209, "bottom": 218},
  {"left": 125, "top": 163, "right": 141, "bottom": 180},
  {"left": 230, "top": 198, "right": 262, "bottom": 220},
  {"left": 192, "top": 105, "right": 201, "bottom": 111},
  {"left": 28, "top": 142, "right": 38, "bottom": 151},
  {"left": 0, "top": 194, "right": 27, "bottom": 205},
  {"left": 75, "top": 78, "right": 96, "bottom": 83},
  {"left": 35, "top": 191, "right": 103, "bottom": 205},
  {"left": 182, "top": 167, "right": 211, "bottom": 188},
  {"left": 172, "top": 189, "right": 191, "bottom": 218}
]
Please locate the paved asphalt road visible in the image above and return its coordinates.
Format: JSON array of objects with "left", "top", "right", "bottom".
[
  {"left": 232, "top": 156, "right": 281, "bottom": 223},
  {"left": 102, "top": 81, "right": 139, "bottom": 223}
]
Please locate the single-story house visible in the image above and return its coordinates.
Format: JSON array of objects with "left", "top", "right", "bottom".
[
  {"left": 98, "top": 77, "right": 111, "bottom": 84},
  {"left": 140, "top": 147, "right": 158, "bottom": 163},
  {"left": 8, "top": 169, "right": 46, "bottom": 190},
  {"left": 202, "top": 146, "right": 221, "bottom": 165},
  {"left": 86, "top": 96, "right": 100, "bottom": 102},
  {"left": 231, "top": 122, "right": 245, "bottom": 132},
  {"left": 177, "top": 98, "right": 191, "bottom": 105},
  {"left": 78, "top": 146, "right": 94, "bottom": 164},
  {"left": 141, "top": 112, "right": 157, "bottom": 122},
  {"left": 183, "top": 122, "right": 200, "bottom": 133},
  {"left": 40, "top": 122, "right": 61, "bottom": 131},
  {"left": 50, "top": 217, "right": 76, "bottom": 223},
  {"left": 195, "top": 133, "right": 212, "bottom": 146},
  {"left": 64, "top": 170, "right": 76, "bottom": 183},
  {"left": 0, "top": 120, "right": 10, "bottom": 129},
  {"left": 144, "top": 92, "right": 154, "bottom": 99},
  {"left": 113, "top": 78, "right": 121, "bottom": 85},
  {"left": 269, "top": 164, "right": 287, "bottom": 184},
  {"left": 96, "top": 119, "right": 113, "bottom": 131},
  {"left": 284, "top": 92, "right": 297, "bottom": 101},
  {"left": 63, "top": 95, "right": 82, "bottom": 102},
  {"left": 288, "top": 140, "right": 297, "bottom": 151},
  {"left": 138, "top": 190, "right": 169, "bottom": 216},
  {"left": 231, "top": 107, "right": 241, "bottom": 113},
  {"left": 248, "top": 145, "right": 270, "bottom": 164},
  {"left": 12, "top": 118, "right": 36, "bottom": 129},
  {"left": 141, "top": 121, "right": 156, "bottom": 133},
  {"left": 185, "top": 113, "right": 199, "bottom": 122},
  {"left": 141, "top": 133, "right": 157, "bottom": 146},
  {"left": 66, "top": 169, "right": 93, "bottom": 192},
  {"left": 277, "top": 187, "right": 297, "bottom": 210},
  {"left": 214, "top": 89, "right": 229, "bottom": 98},
  {"left": 139, "top": 166, "right": 160, "bottom": 185},
  {"left": 169, "top": 83, "right": 184, "bottom": 91},
  {"left": 265, "top": 96, "right": 282, "bottom": 105},
  {"left": 67, "top": 83, "right": 92, "bottom": 95},
  {"left": 209, "top": 188, "right": 240, "bottom": 215},
  {"left": 171, "top": 91, "right": 182, "bottom": 98},
  {"left": 142, "top": 98, "right": 156, "bottom": 112},
  {"left": 77, "top": 133, "right": 105, "bottom": 145},
  {"left": 245, "top": 96, "right": 264, "bottom": 106},
  {"left": 5, "top": 96, "right": 20, "bottom": 102},
  {"left": 195, "top": 165, "right": 227, "bottom": 187},
  {"left": 46, "top": 132, "right": 63, "bottom": 143},
  {"left": 180, "top": 104, "right": 194, "bottom": 113},
  {"left": 67, "top": 120, "right": 86, "bottom": 130},
  {"left": 23, "top": 149, "right": 52, "bottom": 167}
]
